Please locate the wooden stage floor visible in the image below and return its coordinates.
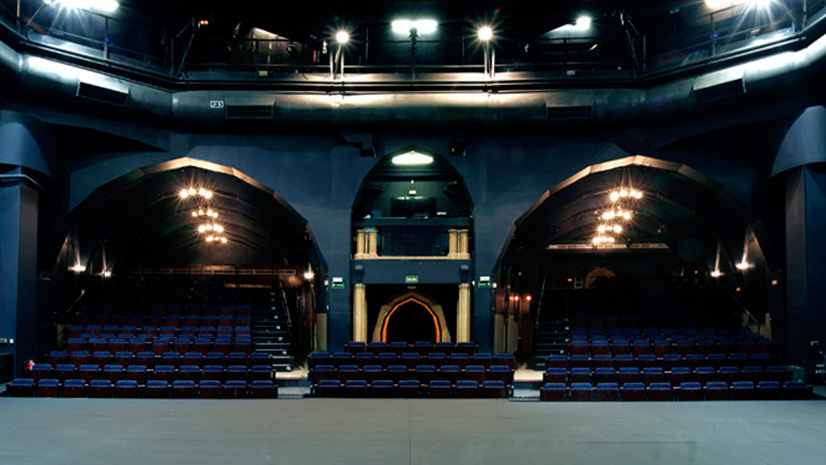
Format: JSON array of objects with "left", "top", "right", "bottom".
[{"left": 0, "top": 398, "right": 824, "bottom": 465}]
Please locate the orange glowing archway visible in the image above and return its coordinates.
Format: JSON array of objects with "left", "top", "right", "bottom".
[
  {"left": 380, "top": 297, "right": 442, "bottom": 342},
  {"left": 372, "top": 291, "right": 452, "bottom": 343}
]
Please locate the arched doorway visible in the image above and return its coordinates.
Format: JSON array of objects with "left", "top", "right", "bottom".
[
  {"left": 351, "top": 146, "right": 474, "bottom": 344},
  {"left": 54, "top": 157, "right": 327, "bottom": 362},
  {"left": 372, "top": 291, "right": 451, "bottom": 343},
  {"left": 493, "top": 155, "right": 775, "bottom": 356}
]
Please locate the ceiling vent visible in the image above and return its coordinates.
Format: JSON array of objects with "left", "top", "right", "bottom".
[
  {"left": 226, "top": 105, "right": 274, "bottom": 119},
  {"left": 546, "top": 105, "right": 593, "bottom": 120},
  {"left": 76, "top": 82, "right": 129, "bottom": 106},
  {"left": 693, "top": 69, "right": 746, "bottom": 103}
]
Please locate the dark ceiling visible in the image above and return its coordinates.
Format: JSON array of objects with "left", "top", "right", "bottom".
[
  {"left": 502, "top": 156, "right": 767, "bottom": 271},
  {"left": 59, "top": 159, "right": 319, "bottom": 270}
]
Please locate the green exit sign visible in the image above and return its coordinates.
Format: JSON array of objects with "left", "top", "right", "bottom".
[
  {"left": 405, "top": 275, "right": 419, "bottom": 284},
  {"left": 478, "top": 276, "right": 491, "bottom": 288},
  {"left": 331, "top": 277, "right": 345, "bottom": 289}
]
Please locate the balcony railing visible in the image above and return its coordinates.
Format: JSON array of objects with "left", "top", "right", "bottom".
[{"left": 353, "top": 218, "right": 471, "bottom": 259}]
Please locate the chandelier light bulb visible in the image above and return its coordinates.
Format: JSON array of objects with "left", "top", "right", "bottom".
[
  {"left": 220, "top": 237, "right": 228, "bottom": 244},
  {"left": 180, "top": 189, "right": 190, "bottom": 199},
  {"left": 610, "top": 191, "right": 620, "bottom": 202}
]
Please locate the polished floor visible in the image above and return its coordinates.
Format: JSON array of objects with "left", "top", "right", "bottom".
[{"left": 0, "top": 398, "right": 824, "bottom": 465}]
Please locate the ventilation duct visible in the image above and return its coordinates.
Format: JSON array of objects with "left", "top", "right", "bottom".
[
  {"left": 77, "top": 81, "right": 129, "bottom": 106},
  {"left": 226, "top": 105, "right": 273, "bottom": 119}
]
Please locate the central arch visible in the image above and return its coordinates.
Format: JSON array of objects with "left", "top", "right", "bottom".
[{"left": 372, "top": 291, "right": 451, "bottom": 343}]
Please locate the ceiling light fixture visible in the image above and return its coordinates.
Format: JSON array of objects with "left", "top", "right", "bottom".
[
  {"left": 391, "top": 151, "right": 434, "bottom": 166},
  {"left": 335, "top": 30, "right": 350, "bottom": 44},
  {"left": 477, "top": 26, "right": 493, "bottom": 41},
  {"left": 58, "top": 0, "right": 120, "bottom": 13},
  {"left": 392, "top": 19, "right": 438, "bottom": 34}
]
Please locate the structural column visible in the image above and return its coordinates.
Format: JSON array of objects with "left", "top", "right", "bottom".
[
  {"left": 0, "top": 175, "right": 40, "bottom": 374},
  {"left": 352, "top": 283, "right": 368, "bottom": 342},
  {"left": 354, "top": 229, "right": 366, "bottom": 259},
  {"left": 784, "top": 166, "right": 826, "bottom": 372},
  {"left": 458, "top": 229, "right": 471, "bottom": 259},
  {"left": 365, "top": 228, "right": 379, "bottom": 258},
  {"left": 447, "top": 229, "right": 459, "bottom": 258},
  {"left": 456, "top": 283, "right": 472, "bottom": 342}
]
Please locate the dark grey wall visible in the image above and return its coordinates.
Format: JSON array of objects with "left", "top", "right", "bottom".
[{"left": 2, "top": 104, "right": 825, "bottom": 361}]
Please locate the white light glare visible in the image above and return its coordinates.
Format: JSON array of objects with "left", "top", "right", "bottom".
[
  {"left": 304, "top": 271, "right": 315, "bottom": 280},
  {"left": 336, "top": 30, "right": 350, "bottom": 44},
  {"left": 705, "top": 0, "right": 772, "bottom": 10},
  {"left": 736, "top": 261, "right": 752, "bottom": 271},
  {"left": 592, "top": 235, "right": 615, "bottom": 245},
  {"left": 69, "top": 264, "right": 86, "bottom": 273},
  {"left": 574, "top": 16, "right": 592, "bottom": 30},
  {"left": 478, "top": 26, "right": 493, "bottom": 41},
  {"left": 391, "top": 151, "right": 434, "bottom": 166},
  {"left": 711, "top": 269, "right": 723, "bottom": 278},
  {"left": 179, "top": 187, "right": 212, "bottom": 199},
  {"left": 392, "top": 19, "right": 438, "bottom": 34},
  {"left": 58, "top": 0, "right": 120, "bottom": 13},
  {"left": 102, "top": 270, "right": 112, "bottom": 278}
]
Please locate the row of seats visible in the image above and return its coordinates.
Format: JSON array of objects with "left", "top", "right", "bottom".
[
  {"left": 545, "top": 353, "right": 779, "bottom": 369},
  {"left": 543, "top": 366, "right": 793, "bottom": 385},
  {"left": 315, "top": 379, "right": 508, "bottom": 398},
  {"left": 344, "top": 341, "right": 478, "bottom": 356},
  {"left": 8, "top": 378, "right": 277, "bottom": 399},
  {"left": 569, "top": 338, "right": 776, "bottom": 357},
  {"left": 30, "top": 364, "right": 273, "bottom": 384},
  {"left": 65, "top": 337, "right": 256, "bottom": 355},
  {"left": 572, "top": 326, "right": 756, "bottom": 337},
  {"left": 312, "top": 364, "right": 513, "bottom": 386},
  {"left": 77, "top": 308, "right": 252, "bottom": 322},
  {"left": 311, "top": 351, "right": 514, "bottom": 370},
  {"left": 540, "top": 381, "right": 813, "bottom": 401},
  {"left": 45, "top": 351, "right": 271, "bottom": 369},
  {"left": 68, "top": 322, "right": 254, "bottom": 338}
]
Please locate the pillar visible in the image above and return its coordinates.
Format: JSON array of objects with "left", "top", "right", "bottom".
[
  {"left": 354, "top": 229, "right": 366, "bottom": 259},
  {"left": 458, "top": 229, "right": 471, "bottom": 259},
  {"left": 352, "top": 283, "right": 368, "bottom": 342},
  {"left": 315, "top": 313, "right": 328, "bottom": 352},
  {"left": 448, "top": 229, "right": 459, "bottom": 258},
  {"left": 0, "top": 174, "right": 40, "bottom": 374},
  {"left": 493, "top": 313, "right": 505, "bottom": 353},
  {"left": 784, "top": 166, "right": 826, "bottom": 373},
  {"left": 365, "top": 228, "right": 379, "bottom": 258},
  {"left": 456, "top": 283, "right": 472, "bottom": 342}
]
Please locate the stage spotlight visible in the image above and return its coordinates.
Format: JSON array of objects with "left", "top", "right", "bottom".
[
  {"left": 392, "top": 19, "right": 438, "bottom": 34},
  {"left": 574, "top": 16, "right": 592, "bottom": 30},
  {"left": 336, "top": 30, "right": 350, "bottom": 44},
  {"left": 478, "top": 26, "right": 493, "bottom": 41},
  {"left": 391, "top": 151, "right": 434, "bottom": 166},
  {"left": 58, "top": 0, "right": 119, "bottom": 13}
]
